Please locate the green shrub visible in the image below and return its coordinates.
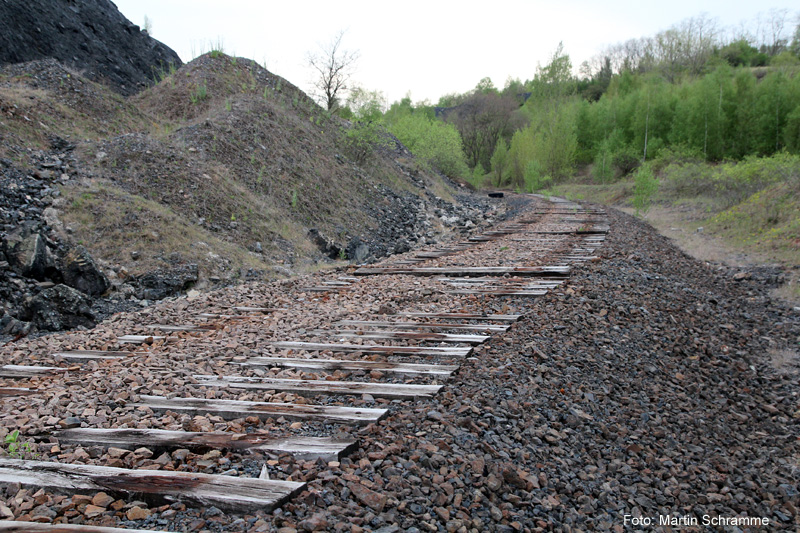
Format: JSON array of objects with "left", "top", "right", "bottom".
[
  {"left": 633, "top": 163, "right": 658, "bottom": 215},
  {"left": 658, "top": 160, "right": 716, "bottom": 198},
  {"left": 386, "top": 114, "right": 469, "bottom": 178},
  {"left": 189, "top": 83, "right": 208, "bottom": 104},
  {"left": 659, "top": 152, "right": 800, "bottom": 209},
  {"left": 592, "top": 147, "right": 614, "bottom": 183},
  {"left": 341, "top": 121, "right": 392, "bottom": 165},
  {"left": 490, "top": 139, "right": 510, "bottom": 186},
  {"left": 524, "top": 160, "right": 552, "bottom": 192},
  {"left": 612, "top": 147, "right": 641, "bottom": 177}
]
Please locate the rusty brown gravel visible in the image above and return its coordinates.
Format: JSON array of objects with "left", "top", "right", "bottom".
[{"left": 1, "top": 197, "right": 798, "bottom": 532}]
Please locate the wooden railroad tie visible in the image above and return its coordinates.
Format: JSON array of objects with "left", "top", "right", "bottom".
[
  {"left": 0, "top": 522, "right": 175, "bottom": 532},
  {"left": 51, "top": 350, "right": 139, "bottom": 362},
  {"left": 396, "top": 312, "right": 521, "bottom": 322},
  {"left": 443, "top": 289, "right": 548, "bottom": 296},
  {"left": 54, "top": 428, "right": 357, "bottom": 460},
  {"left": 221, "top": 306, "right": 287, "bottom": 313},
  {"left": 335, "top": 320, "right": 510, "bottom": 332},
  {"left": 354, "top": 266, "right": 570, "bottom": 277},
  {"left": 241, "top": 357, "right": 459, "bottom": 377},
  {"left": 137, "top": 395, "right": 388, "bottom": 425},
  {"left": 0, "top": 458, "right": 303, "bottom": 513},
  {"left": 145, "top": 324, "right": 217, "bottom": 332},
  {"left": 194, "top": 375, "right": 443, "bottom": 400},
  {"left": 117, "top": 335, "right": 167, "bottom": 345},
  {"left": 310, "top": 329, "right": 490, "bottom": 345},
  {"left": 0, "top": 387, "right": 38, "bottom": 397},
  {"left": 196, "top": 313, "right": 262, "bottom": 320},
  {"left": 298, "top": 286, "right": 349, "bottom": 292},
  {"left": 0, "top": 365, "right": 71, "bottom": 379},
  {"left": 272, "top": 341, "right": 473, "bottom": 358},
  {"left": 439, "top": 278, "right": 563, "bottom": 288}
]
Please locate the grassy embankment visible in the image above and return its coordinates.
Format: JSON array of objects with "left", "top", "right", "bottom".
[{"left": 541, "top": 153, "right": 800, "bottom": 302}]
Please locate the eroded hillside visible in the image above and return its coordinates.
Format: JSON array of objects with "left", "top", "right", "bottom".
[{"left": 0, "top": 54, "right": 497, "bottom": 336}]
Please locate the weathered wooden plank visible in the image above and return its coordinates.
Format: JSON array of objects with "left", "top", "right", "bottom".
[
  {"left": 54, "top": 428, "right": 357, "bottom": 460},
  {"left": 414, "top": 252, "right": 449, "bottom": 258},
  {"left": 508, "top": 237, "right": 565, "bottom": 242},
  {"left": 117, "top": 335, "right": 167, "bottom": 345},
  {"left": 311, "top": 330, "right": 489, "bottom": 345},
  {"left": 196, "top": 313, "right": 260, "bottom": 320},
  {"left": 145, "top": 324, "right": 217, "bottom": 332},
  {"left": 398, "top": 312, "right": 521, "bottom": 322},
  {"left": 243, "top": 357, "right": 458, "bottom": 377},
  {"left": 444, "top": 289, "right": 548, "bottom": 296},
  {"left": 51, "top": 350, "right": 136, "bottom": 361},
  {"left": 0, "top": 522, "right": 174, "bottom": 532},
  {"left": 225, "top": 306, "right": 286, "bottom": 313},
  {"left": 195, "top": 375, "right": 443, "bottom": 400},
  {"left": 272, "top": 341, "right": 472, "bottom": 358},
  {"left": 335, "top": 320, "right": 509, "bottom": 332},
  {"left": 0, "top": 458, "right": 303, "bottom": 513},
  {"left": 440, "top": 278, "right": 563, "bottom": 288},
  {"left": 526, "top": 227, "right": 608, "bottom": 235},
  {"left": 299, "top": 286, "right": 343, "bottom": 292},
  {"left": 137, "top": 395, "right": 388, "bottom": 425},
  {"left": 354, "top": 266, "right": 570, "bottom": 277},
  {"left": 0, "top": 365, "right": 68, "bottom": 379},
  {"left": 0, "top": 387, "right": 38, "bottom": 397}
]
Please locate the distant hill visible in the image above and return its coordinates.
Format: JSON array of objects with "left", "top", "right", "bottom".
[{"left": 0, "top": 0, "right": 181, "bottom": 95}]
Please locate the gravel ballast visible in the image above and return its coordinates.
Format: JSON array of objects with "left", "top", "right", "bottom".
[{"left": 1, "top": 199, "right": 798, "bottom": 532}]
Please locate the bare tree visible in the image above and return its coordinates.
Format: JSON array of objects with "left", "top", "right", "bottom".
[
  {"left": 447, "top": 92, "right": 520, "bottom": 171},
  {"left": 307, "top": 30, "right": 359, "bottom": 113}
]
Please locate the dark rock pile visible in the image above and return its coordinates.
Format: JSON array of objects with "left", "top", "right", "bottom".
[
  {"left": 347, "top": 186, "right": 496, "bottom": 264},
  {"left": 0, "top": 148, "right": 197, "bottom": 339},
  {"left": 0, "top": 0, "right": 181, "bottom": 96},
  {"left": 306, "top": 186, "right": 496, "bottom": 265}
]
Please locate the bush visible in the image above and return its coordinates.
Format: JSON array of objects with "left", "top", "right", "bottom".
[
  {"left": 612, "top": 147, "right": 641, "bottom": 177},
  {"left": 592, "top": 147, "right": 614, "bottom": 183},
  {"left": 633, "top": 163, "right": 658, "bottom": 215},
  {"left": 652, "top": 144, "right": 703, "bottom": 172},
  {"left": 386, "top": 114, "right": 469, "bottom": 178},
  {"left": 659, "top": 152, "right": 800, "bottom": 208},
  {"left": 658, "top": 160, "right": 716, "bottom": 198},
  {"left": 341, "top": 121, "right": 392, "bottom": 165},
  {"left": 524, "top": 160, "right": 552, "bottom": 192}
]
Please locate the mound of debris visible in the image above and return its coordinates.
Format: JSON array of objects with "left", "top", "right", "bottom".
[
  {"left": 0, "top": 146, "right": 197, "bottom": 339},
  {"left": 0, "top": 0, "right": 181, "bottom": 96}
]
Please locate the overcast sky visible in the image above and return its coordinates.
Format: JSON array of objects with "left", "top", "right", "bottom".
[{"left": 113, "top": 1, "right": 799, "bottom": 105}]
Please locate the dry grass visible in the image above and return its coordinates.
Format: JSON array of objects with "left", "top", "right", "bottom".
[
  {"left": 1, "top": 53, "right": 469, "bottom": 286},
  {"left": 58, "top": 181, "right": 273, "bottom": 280}
]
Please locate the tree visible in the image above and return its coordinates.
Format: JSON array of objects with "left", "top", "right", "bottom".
[
  {"left": 447, "top": 92, "right": 520, "bottom": 171},
  {"left": 386, "top": 111, "right": 469, "bottom": 178},
  {"left": 345, "top": 85, "right": 387, "bottom": 121},
  {"left": 307, "top": 30, "right": 359, "bottom": 113},
  {"left": 490, "top": 138, "right": 509, "bottom": 186}
]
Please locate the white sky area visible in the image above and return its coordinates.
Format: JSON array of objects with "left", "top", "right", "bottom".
[{"left": 113, "top": 0, "right": 799, "bottom": 106}]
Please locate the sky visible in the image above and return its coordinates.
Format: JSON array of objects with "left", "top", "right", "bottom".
[{"left": 113, "top": 1, "right": 799, "bottom": 106}]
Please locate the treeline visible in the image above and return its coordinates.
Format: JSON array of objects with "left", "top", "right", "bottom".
[{"left": 340, "top": 11, "right": 800, "bottom": 190}]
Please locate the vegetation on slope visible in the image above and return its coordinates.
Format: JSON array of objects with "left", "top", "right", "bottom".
[{"left": 0, "top": 52, "right": 475, "bottom": 285}]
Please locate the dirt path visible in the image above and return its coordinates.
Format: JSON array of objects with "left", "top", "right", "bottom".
[{"left": 621, "top": 204, "right": 800, "bottom": 305}]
